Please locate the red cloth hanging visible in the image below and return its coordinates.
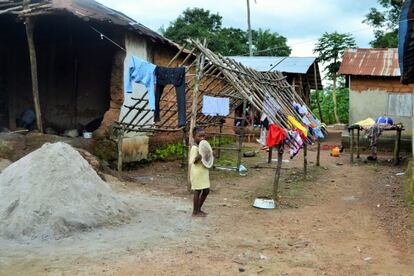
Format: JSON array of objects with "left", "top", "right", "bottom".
[{"left": 266, "top": 124, "right": 287, "bottom": 148}]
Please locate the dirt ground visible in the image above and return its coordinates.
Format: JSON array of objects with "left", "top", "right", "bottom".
[{"left": 1, "top": 133, "right": 414, "bottom": 275}]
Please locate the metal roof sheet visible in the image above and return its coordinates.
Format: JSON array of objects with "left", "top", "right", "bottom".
[
  {"left": 228, "top": 56, "right": 317, "bottom": 74},
  {"left": 338, "top": 48, "right": 400, "bottom": 77}
]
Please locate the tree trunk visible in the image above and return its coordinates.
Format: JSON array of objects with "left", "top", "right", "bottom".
[
  {"left": 313, "top": 62, "right": 324, "bottom": 122},
  {"left": 332, "top": 76, "right": 340, "bottom": 124}
]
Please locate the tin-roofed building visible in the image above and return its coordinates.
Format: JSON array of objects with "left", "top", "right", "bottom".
[
  {"left": 338, "top": 48, "right": 414, "bottom": 136},
  {"left": 229, "top": 56, "right": 323, "bottom": 105}
]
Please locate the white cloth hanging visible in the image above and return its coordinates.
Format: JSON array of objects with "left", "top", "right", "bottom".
[{"left": 202, "top": 96, "right": 230, "bottom": 116}]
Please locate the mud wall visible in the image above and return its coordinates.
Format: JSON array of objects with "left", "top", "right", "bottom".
[{"left": 0, "top": 15, "right": 118, "bottom": 131}]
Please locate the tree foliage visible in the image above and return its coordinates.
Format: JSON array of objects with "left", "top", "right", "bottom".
[
  {"left": 314, "top": 32, "right": 356, "bottom": 123},
  {"left": 363, "top": 0, "right": 404, "bottom": 48},
  {"left": 163, "top": 8, "right": 291, "bottom": 56},
  {"left": 314, "top": 32, "right": 357, "bottom": 79},
  {"left": 162, "top": 8, "right": 222, "bottom": 45},
  {"left": 252, "top": 29, "right": 291, "bottom": 56},
  {"left": 310, "top": 87, "right": 349, "bottom": 125},
  {"left": 213, "top": 27, "right": 249, "bottom": 56}
]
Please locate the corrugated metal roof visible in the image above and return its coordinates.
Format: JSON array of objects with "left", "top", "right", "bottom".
[
  {"left": 229, "top": 56, "right": 317, "bottom": 74},
  {"left": 338, "top": 48, "right": 401, "bottom": 77},
  {"left": 0, "top": 0, "right": 180, "bottom": 49}
]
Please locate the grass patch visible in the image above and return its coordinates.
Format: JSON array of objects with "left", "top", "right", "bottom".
[
  {"left": 148, "top": 137, "right": 236, "bottom": 163},
  {"left": 405, "top": 160, "right": 414, "bottom": 206},
  {"left": 149, "top": 142, "right": 184, "bottom": 162}
]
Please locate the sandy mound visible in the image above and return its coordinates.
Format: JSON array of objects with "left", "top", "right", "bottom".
[{"left": 0, "top": 142, "right": 132, "bottom": 241}]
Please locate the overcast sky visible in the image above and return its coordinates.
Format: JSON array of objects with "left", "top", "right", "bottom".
[{"left": 98, "top": 0, "right": 379, "bottom": 57}]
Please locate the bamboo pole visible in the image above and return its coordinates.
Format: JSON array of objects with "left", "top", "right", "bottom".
[
  {"left": 273, "top": 144, "right": 284, "bottom": 202},
  {"left": 236, "top": 100, "right": 247, "bottom": 171},
  {"left": 268, "top": 147, "right": 273, "bottom": 164},
  {"left": 23, "top": 0, "right": 43, "bottom": 133},
  {"left": 218, "top": 123, "right": 223, "bottom": 159},
  {"left": 181, "top": 128, "right": 187, "bottom": 168},
  {"left": 316, "top": 140, "right": 321, "bottom": 167},
  {"left": 357, "top": 128, "right": 360, "bottom": 159},
  {"left": 117, "top": 126, "right": 125, "bottom": 172},
  {"left": 188, "top": 49, "right": 205, "bottom": 191},
  {"left": 303, "top": 143, "right": 308, "bottom": 179},
  {"left": 394, "top": 128, "right": 402, "bottom": 165},
  {"left": 120, "top": 91, "right": 148, "bottom": 126},
  {"left": 350, "top": 128, "right": 354, "bottom": 164}
]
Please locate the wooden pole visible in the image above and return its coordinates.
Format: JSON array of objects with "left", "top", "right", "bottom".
[
  {"left": 356, "top": 128, "right": 360, "bottom": 159},
  {"left": 247, "top": 0, "right": 253, "bottom": 56},
  {"left": 273, "top": 144, "right": 284, "bottom": 202},
  {"left": 218, "top": 123, "right": 223, "bottom": 159},
  {"left": 237, "top": 100, "right": 247, "bottom": 171},
  {"left": 188, "top": 52, "right": 205, "bottom": 147},
  {"left": 303, "top": 143, "right": 308, "bottom": 179},
  {"left": 393, "top": 128, "right": 402, "bottom": 166},
  {"left": 268, "top": 146, "right": 273, "bottom": 164},
  {"left": 316, "top": 140, "right": 321, "bottom": 167},
  {"left": 117, "top": 127, "right": 124, "bottom": 172},
  {"left": 350, "top": 128, "right": 354, "bottom": 164},
  {"left": 23, "top": 0, "right": 43, "bottom": 133},
  {"left": 181, "top": 128, "right": 187, "bottom": 168},
  {"left": 188, "top": 48, "right": 205, "bottom": 191}
]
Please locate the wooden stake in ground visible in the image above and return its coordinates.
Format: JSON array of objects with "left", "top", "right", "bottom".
[
  {"left": 273, "top": 144, "right": 284, "bottom": 202},
  {"left": 236, "top": 100, "right": 247, "bottom": 171},
  {"left": 316, "top": 140, "right": 321, "bottom": 167},
  {"left": 350, "top": 128, "right": 354, "bottom": 164},
  {"left": 23, "top": 0, "right": 43, "bottom": 133},
  {"left": 394, "top": 127, "right": 402, "bottom": 166},
  {"left": 314, "top": 62, "right": 322, "bottom": 167},
  {"left": 117, "top": 126, "right": 125, "bottom": 172},
  {"left": 303, "top": 143, "right": 308, "bottom": 179}
]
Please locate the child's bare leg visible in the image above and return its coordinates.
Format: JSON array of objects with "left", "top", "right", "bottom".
[
  {"left": 192, "top": 190, "right": 206, "bottom": 217},
  {"left": 198, "top": 188, "right": 210, "bottom": 215},
  {"left": 192, "top": 190, "right": 200, "bottom": 216}
]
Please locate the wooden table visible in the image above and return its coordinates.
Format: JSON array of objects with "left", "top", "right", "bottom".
[{"left": 348, "top": 124, "right": 404, "bottom": 165}]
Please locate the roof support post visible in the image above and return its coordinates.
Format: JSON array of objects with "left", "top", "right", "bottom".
[{"left": 23, "top": 0, "right": 43, "bottom": 132}]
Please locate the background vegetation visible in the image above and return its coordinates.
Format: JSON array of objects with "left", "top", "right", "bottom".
[{"left": 311, "top": 86, "right": 349, "bottom": 125}]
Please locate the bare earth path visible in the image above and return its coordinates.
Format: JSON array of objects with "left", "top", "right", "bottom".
[{"left": 1, "top": 144, "right": 413, "bottom": 275}]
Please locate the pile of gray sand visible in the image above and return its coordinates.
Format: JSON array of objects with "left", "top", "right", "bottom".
[{"left": 0, "top": 142, "right": 133, "bottom": 241}]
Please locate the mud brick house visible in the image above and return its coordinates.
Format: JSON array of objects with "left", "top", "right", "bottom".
[
  {"left": 338, "top": 48, "right": 414, "bottom": 137},
  {"left": 0, "top": 0, "right": 191, "bottom": 161}
]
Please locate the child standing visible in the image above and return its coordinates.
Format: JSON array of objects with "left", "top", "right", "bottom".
[{"left": 189, "top": 127, "right": 210, "bottom": 217}]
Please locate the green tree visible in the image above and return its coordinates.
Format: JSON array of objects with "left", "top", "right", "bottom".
[
  {"left": 252, "top": 29, "right": 291, "bottom": 56},
  {"left": 363, "top": 0, "right": 404, "bottom": 48},
  {"left": 162, "top": 8, "right": 291, "bottom": 56},
  {"left": 311, "top": 86, "right": 349, "bottom": 125},
  {"left": 213, "top": 27, "right": 248, "bottom": 56},
  {"left": 314, "top": 32, "right": 356, "bottom": 124},
  {"left": 163, "top": 8, "right": 222, "bottom": 46}
]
